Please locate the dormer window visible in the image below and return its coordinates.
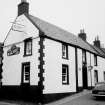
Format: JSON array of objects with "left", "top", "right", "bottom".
[
  {"left": 62, "top": 44, "right": 68, "bottom": 59},
  {"left": 24, "top": 38, "right": 32, "bottom": 56}
]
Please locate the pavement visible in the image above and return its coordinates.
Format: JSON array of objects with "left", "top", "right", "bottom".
[
  {"left": 45, "top": 90, "right": 92, "bottom": 105},
  {"left": 0, "top": 102, "right": 18, "bottom": 105},
  {"left": 0, "top": 90, "right": 91, "bottom": 105},
  {"left": 0, "top": 100, "right": 36, "bottom": 105}
]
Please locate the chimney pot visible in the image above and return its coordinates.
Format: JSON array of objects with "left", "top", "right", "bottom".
[
  {"left": 78, "top": 29, "right": 87, "bottom": 41},
  {"left": 93, "top": 36, "right": 101, "bottom": 48}
]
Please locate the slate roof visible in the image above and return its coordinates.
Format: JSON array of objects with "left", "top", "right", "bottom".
[
  {"left": 91, "top": 45, "right": 105, "bottom": 57},
  {"left": 101, "top": 48, "right": 105, "bottom": 53},
  {"left": 26, "top": 14, "right": 103, "bottom": 56}
]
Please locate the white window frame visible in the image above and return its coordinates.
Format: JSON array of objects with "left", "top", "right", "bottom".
[
  {"left": 24, "top": 38, "right": 32, "bottom": 56},
  {"left": 62, "top": 64, "right": 69, "bottom": 85},
  {"left": 22, "top": 62, "right": 30, "bottom": 84},
  {"left": 62, "top": 44, "right": 68, "bottom": 59}
]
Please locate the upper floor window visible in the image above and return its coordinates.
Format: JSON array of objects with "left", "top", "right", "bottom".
[
  {"left": 82, "top": 50, "right": 86, "bottom": 64},
  {"left": 94, "top": 55, "right": 97, "bottom": 66},
  {"left": 62, "top": 44, "right": 68, "bottom": 59},
  {"left": 62, "top": 64, "right": 69, "bottom": 85},
  {"left": 24, "top": 38, "right": 32, "bottom": 56}
]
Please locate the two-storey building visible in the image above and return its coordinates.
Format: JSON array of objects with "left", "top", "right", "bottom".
[{"left": 2, "top": 0, "right": 105, "bottom": 103}]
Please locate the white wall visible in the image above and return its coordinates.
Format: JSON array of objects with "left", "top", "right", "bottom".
[
  {"left": 3, "top": 37, "right": 40, "bottom": 86},
  {"left": 3, "top": 14, "right": 40, "bottom": 86},
  {"left": 4, "top": 14, "right": 39, "bottom": 46},
  {"left": 97, "top": 56, "right": 105, "bottom": 82},
  {"left": 86, "top": 52, "right": 93, "bottom": 87},
  {"left": 77, "top": 49, "right": 99, "bottom": 88},
  {"left": 77, "top": 48, "right": 83, "bottom": 87},
  {"left": 88, "top": 54, "right": 105, "bottom": 87},
  {"left": 43, "top": 38, "right": 76, "bottom": 94},
  {"left": 89, "top": 53, "right": 95, "bottom": 86}
]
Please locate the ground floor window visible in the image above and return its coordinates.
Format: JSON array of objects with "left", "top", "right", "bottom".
[
  {"left": 21, "top": 62, "right": 30, "bottom": 84},
  {"left": 62, "top": 64, "right": 69, "bottom": 85},
  {"left": 94, "top": 70, "right": 98, "bottom": 84}
]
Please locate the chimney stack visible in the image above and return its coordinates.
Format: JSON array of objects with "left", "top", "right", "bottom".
[
  {"left": 78, "top": 29, "right": 87, "bottom": 41},
  {"left": 93, "top": 36, "right": 101, "bottom": 48},
  {"left": 18, "top": 0, "right": 29, "bottom": 16}
]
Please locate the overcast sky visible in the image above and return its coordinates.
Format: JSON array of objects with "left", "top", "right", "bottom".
[{"left": 0, "top": 0, "right": 105, "bottom": 46}]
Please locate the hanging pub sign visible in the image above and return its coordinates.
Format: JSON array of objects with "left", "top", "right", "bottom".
[
  {"left": 88, "top": 66, "right": 93, "bottom": 70},
  {"left": 7, "top": 44, "right": 20, "bottom": 56}
]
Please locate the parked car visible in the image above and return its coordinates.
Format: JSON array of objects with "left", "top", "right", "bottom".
[{"left": 92, "top": 82, "right": 105, "bottom": 97}]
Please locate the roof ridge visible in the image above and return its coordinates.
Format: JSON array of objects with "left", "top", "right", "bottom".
[{"left": 29, "top": 14, "right": 76, "bottom": 36}]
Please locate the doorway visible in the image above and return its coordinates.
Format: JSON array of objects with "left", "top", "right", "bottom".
[{"left": 82, "top": 66, "right": 88, "bottom": 89}]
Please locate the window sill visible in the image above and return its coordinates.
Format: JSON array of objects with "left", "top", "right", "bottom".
[
  {"left": 62, "top": 57, "right": 69, "bottom": 60},
  {"left": 62, "top": 83, "right": 69, "bottom": 85},
  {"left": 21, "top": 83, "right": 30, "bottom": 87},
  {"left": 23, "top": 54, "right": 32, "bottom": 57}
]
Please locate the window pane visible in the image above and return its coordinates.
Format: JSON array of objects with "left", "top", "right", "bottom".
[
  {"left": 25, "top": 74, "right": 29, "bottom": 81},
  {"left": 94, "top": 55, "right": 97, "bottom": 66},
  {"left": 25, "top": 65, "right": 30, "bottom": 72},
  {"left": 82, "top": 50, "right": 86, "bottom": 63},
  {"left": 26, "top": 41, "right": 32, "bottom": 55},
  {"left": 94, "top": 70, "right": 98, "bottom": 83},
  {"left": 62, "top": 76, "right": 66, "bottom": 81},
  {"left": 62, "top": 68, "right": 66, "bottom": 74}
]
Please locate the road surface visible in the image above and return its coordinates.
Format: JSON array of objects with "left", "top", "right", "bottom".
[
  {"left": 57, "top": 93, "right": 105, "bottom": 105},
  {"left": 0, "top": 93, "right": 105, "bottom": 105}
]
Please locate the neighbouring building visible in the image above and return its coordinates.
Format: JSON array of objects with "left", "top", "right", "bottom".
[{"left": 2, "top": 0, "right": 105, "bottom": 103}]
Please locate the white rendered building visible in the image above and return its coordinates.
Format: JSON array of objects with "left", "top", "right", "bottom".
[{"left": 2, "top": 0, "right": 105, "bottom": 103}]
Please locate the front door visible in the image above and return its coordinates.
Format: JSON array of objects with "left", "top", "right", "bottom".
[{"left": 82, "top": 66, "right": 88, "bottom": 89}]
